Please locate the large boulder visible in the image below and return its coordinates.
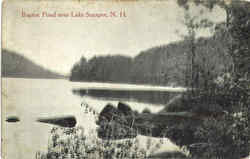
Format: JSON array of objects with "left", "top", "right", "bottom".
[
  {"left": 117, "top": 102, "right": 133, "bottom": 116},
  {"left": 98, "top": 103, "right": 119, "bottom": 122},
  {"left": 97, "top": 102, "right": 138, "bottom": 140}
]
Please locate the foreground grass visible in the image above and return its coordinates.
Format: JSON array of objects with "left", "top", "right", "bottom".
[
  {"left": 35, "top": 101, "right": 191, "bottom": 159},
  {"left": 35, "top": 126, "right": 163, "bottom": 159}
]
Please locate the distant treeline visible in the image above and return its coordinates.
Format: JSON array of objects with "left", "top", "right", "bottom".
[{"left": 70, "top": 30, "right": 231, "bottom": 86}]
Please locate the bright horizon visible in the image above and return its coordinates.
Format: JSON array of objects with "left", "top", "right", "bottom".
[{"left": 2, "top": 1, "right": 226, "bottom": 75}]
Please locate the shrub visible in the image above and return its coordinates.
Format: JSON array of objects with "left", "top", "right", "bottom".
[{"left": 35, "top": 124, "right": 167, "bottom": 159}]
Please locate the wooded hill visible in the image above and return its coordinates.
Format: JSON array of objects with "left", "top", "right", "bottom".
[{"left": 2, "top": 49, "right": 65, "bottom": 79}]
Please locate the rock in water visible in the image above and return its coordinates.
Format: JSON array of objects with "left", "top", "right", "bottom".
[
  {"left": 117, "top": 102, "right": 133, "bottom": 116},
  {"left": 97, "top": 103, "right": 137, "bottom": 140},
  {"left": 37, "top": 115, "right": 76, "bottom": 128},
  {"left": 6, "top": 116, "right": 20, "bottom": 122},
  {"left": 98, "top": 103, "right": 119, "bottom": 122}
]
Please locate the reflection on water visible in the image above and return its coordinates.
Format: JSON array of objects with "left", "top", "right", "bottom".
[{"left": 72, "top": 89, "right": 180, "bottom": 105}]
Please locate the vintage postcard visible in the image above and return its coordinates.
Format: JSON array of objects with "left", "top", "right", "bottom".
[{"left": 2, "top": 0, "right": 250, "bottom": 159}]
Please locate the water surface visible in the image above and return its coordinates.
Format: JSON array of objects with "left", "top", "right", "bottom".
[{"left": 2, "top": 78, "right": 181, "bottom": 159}]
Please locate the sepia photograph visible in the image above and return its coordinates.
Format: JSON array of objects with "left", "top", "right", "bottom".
[{"left": 1, "top": 0, "right": 250, "bottom": 159}]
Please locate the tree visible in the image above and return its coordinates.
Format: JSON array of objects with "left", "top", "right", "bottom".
[
  {"left": 70, "top": 56, "right": 88, "bottom": 81},
  {"left": 176, "top": 1, "right": 250, "bottom": 158},
  {"left": 177, "top": 1, "right": 219, "bottom": 96}
]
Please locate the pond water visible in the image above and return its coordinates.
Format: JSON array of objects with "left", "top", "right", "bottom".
[{"left": 2, "top": 78, "right": 184, "bottom": 159}]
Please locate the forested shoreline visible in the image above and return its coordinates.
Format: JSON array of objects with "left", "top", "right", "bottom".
[{"left": 70, "top": 30, "right": 231, "bottom": 86}]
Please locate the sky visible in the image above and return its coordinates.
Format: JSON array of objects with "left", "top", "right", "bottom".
[{"left": 2, "top": 0, "right": 226, "bottom": 75}]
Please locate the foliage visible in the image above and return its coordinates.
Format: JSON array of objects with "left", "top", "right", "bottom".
[
  {"left": 175, "top": 1, "right": 250, "bottom": 159},
  {"left": 70, "top": 34, "right": 231, "bottom": 86},
  {"left": 194, "top": 115, "right": 250, "bottom": 159},
  {"left": 70, "top": 55, "right": 132, "bottom": 83},
  {"left": 35, "top": 126, "right": 151, "bottom": 159}
]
